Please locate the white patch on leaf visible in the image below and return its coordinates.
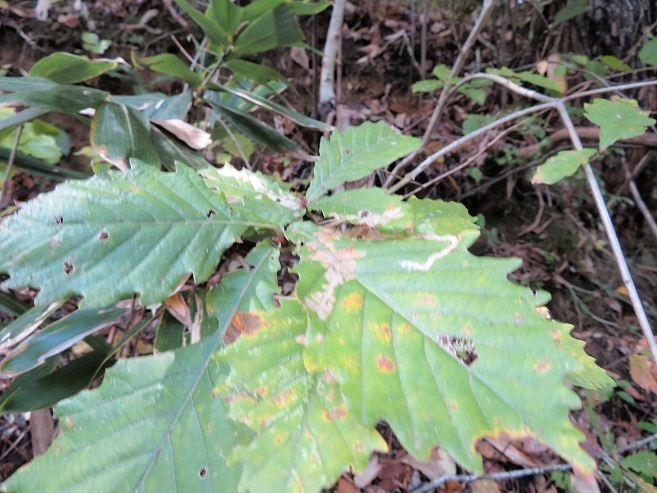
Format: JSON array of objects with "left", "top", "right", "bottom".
[{"left": 398, "top": 234, "right": 458, "bottom": 271}]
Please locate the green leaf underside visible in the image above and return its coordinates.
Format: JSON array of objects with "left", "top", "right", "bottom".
[
  {"left": 3, "top": 242, "right": 282, "bottom": 493},
  {"left": 305, "top": 122, "right": 421, "bottom": 202},
  {"left": 29, "top": 53, "right": 118, "bottom": 84},
  {"left": 639, "top": 38, "right": 657, "bottom": 67},
  {"left": 201, "top": 164, "right": 304, "bottom": 226},
  {"left": 531, "top": 149, "right": 597, "bottom": 185},
  {"left": 285, "top": 221, "right": 598, "bottom": 473},
  {"left": 217, "top": 300, "right": 387, "bottom": 493},
  {"left": 0, "top": 162, "right": 278, "bottom": 308},
  {"left": 584, "top": 97, "right": 656, "bottom": 150}
]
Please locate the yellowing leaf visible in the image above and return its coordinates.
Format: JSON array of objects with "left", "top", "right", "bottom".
[{"left": 584, "top": 97, "right": 656, "bottom": 150}]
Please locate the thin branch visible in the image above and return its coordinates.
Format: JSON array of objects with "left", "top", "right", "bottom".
[
  {"left": 554, "top": 101, "right": 657, "bottom": 363},
  {"left": 622, "top": 159, "right": 657, "bottom": 241},
  {"left": 409, "top": 463, "right": 573, "bottom": 493},
  {"left": 616, "top": 433, "right": 657, "bottom": 455},
  {"left": 1, "top": 125, "right": 24, "bottom": 207},
  {"left": 318, "top": 0, "right": 346, "bottom": 120},
  {"left": 384, "top": 0, "right": 497, "bottom": 187}
]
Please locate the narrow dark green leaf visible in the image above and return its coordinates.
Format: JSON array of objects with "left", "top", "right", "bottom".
[
  {"left": 173, "top": 0, "right": 229, "bottom": 47},
  {"left": 151, "top": 127, "right": 209, "bottom": 170},
  {"left": 211, "top": 0, "right": 243, "bottom": 40},
  {"left": 223, "top": 59, "right": 288, "bottom": 85},
  {"left": 208, "top": 81, "right": 327, "bottom": 130},
  {"left": 288, "top": 1, "right": 331, "bottom": 15},
  {"left": 241, "top": 0, "right": 285, "bottom": 21},
  {"left": 0, "top": 107, "right": 50, "bottom": 132},
  {"left": 0, "top": 77, "right": 108, "bottom": 114},
  {"left": 231, "top": 4, "right": 303, "bottom": 57},
  {"left": 29, "top": 53, "right": 118, "bottom": 84},
  {"left": 154, "top": 311, "right": 186, "bottom": 352},
  {"left": 0, "top": 292, "right": 30, "bottom": 316},
  {"left": 210, "top": 100, "right": 298, "bottom": 152},
  {"left": 0, "top": 303, "right": 62, "bottom": 354},
  {"left": 0, "top": 306, "right": 125, "bottom": 376},
  {"left": 139, "top": 54, "right": 202, "bottom": 88},
  {"left": 0, "top": 349, "right": 114, "bottom": 413},
  {"left": 0, "top": 148, "right": 88, "bottom": 180}
]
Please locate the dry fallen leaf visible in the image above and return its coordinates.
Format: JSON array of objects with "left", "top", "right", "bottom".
[
  {"left": 354, "top": 458, "right": 381, "bottom": 489},
  {"left": 151, "top": 119, "right": 211, "bottom": 150},
  {"left": 629, "top": 353, "right": 657, "bottom": 395}
]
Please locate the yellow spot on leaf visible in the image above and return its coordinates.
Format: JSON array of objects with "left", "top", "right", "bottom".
[
  {"left": 274, "top": 435, "right": 285, "bottom": 446},
  {"left": 272, "top": 389, "right": 297, "bottom": 408},
  {"left": 231, "top": 312, "right": 266, "bottom": 338},
  {"left": 370, "top": 322, "right": 392, "bottom": 343},
  {"left": 462, "top": 325, "right": 472, "bottom": 336},
  {"left": 341, "top": 292, "right": 363, "bottom": 312},
  {"left": 535, "top": 359, "right": 551, "bottom": 373}
]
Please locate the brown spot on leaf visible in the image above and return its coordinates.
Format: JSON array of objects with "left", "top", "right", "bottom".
[
  {"left": 274, "top": 435, "right": 285, "bottom": 446},
  {"left": 231, "top": 312, "right": 266, "bottom": 338},
  {"left": 199, "top": 467, "right": 207, "bottom": 478},
  {"left": 535, "top": 359, "right": 551, "bottom": 373},
  {"left": 328, "top": 405, "right": 347, "bottom": 421},
  {"left": 295, "top": 334, "right": 307, "bottom": 346},
  {"left": 376, "top": 355, "right": 395, "bottom": 373},
  {"left": 54, "top": 215, "right": 63, "bottom": 225},
  {"left": 272, "top": 389, "right": 296, "bottom": 408},
  {"left": 63, "top": 261, "right": 74, "bottom": 275},
  {"left": 98, "top": 230, "right": 109, "bottom": 241}
]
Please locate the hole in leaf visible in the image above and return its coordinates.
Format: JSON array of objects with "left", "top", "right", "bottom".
[
  {"left": 345, "top": 148, "right": 351, "bottom": 155},
  {"left": 360, "top": 211, "right": 369, "bottom": 218},
  {"left": 435, "top": 335, "right": 478, "bottom": 366},
  {"left": 206, "top": 209, "right": 216, "bottom": 218},
  {"left": 199, "top": 467, "right": 207, "bottom": 478},
  {"left": 55, "top": 216, "right": 64, "bottom": 225},
  {"left": 98, "top": 230, "right": 109, "bottom": 241},
  {"left": 63, "top": 261, "right": 74, "bottom": 276}
]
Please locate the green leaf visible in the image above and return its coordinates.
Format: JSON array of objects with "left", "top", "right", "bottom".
[
  {"left": 0, "top": 163, "right": 275, "bottom": 308},
  {"left": 209, "top": 100, "right": 298, "bottom": 152},
  {"left": 305, "top": 122, "right": 421, "bottom": 202},
  {"left": 288, "top": 1, "right": 331, "bottom": 15},
  {"left": 151, "top": 127, "right": 209, "bottom": 171},
  {"left": 619, "top": 451, "right": 657, "bottom": 479},
  {"left": 204, "top": 241, "right": 281, "bottom": 321},
  {"left": 488, "top": 67, "right": 563, "bottom": 94},
  {"left": 173, "top": 0, "right": 229, "bottom": 47},
  {"left": 201, "top": 164, "right": 304, "bottom": 227},
  {"left": 139, "top": 54, "right": 202, "bottom": 88},
  {"left": 153, "top": 311, "right": 186, "bottom": 352},
  {"left": 207, "top": 81, "right": 328, "bottom": 130},
  {"left": 531, "top": 149, "right": 597, "bottom": 185},
  {"left": 0, "top": 306, "right": 125, "bottom": 376},
  {"left": 639, "top": 37, "right": 657, "bottom": 67},
  {"left": 90, "top": 102, "right": 159, "bottom": 167},
  {"left": 0, "top": 107, "right": 50, "bottom": 132},
  {"left": 311, "top": 188, "right": 409, "bottom": 230},
  {"left": 217, "top": 299, "right": 387, "bottom": 493},
  {"left": 3, "top": 240, "right": 282, "bottom": 492},
  {"left": 584, "top": 97, "right": 656, "bottom": 150},
  {"left": 286, "top": 220, "right": 597, "bottom": 474},
  {"left": 411, "top": 79, "right": 444, "bottom": 93},
  {"left": 211, "top": 0, "right": 243, "bottom": 41},
  {"left": 553, "top": 0, "right": 591, "bottom": 26},
  {"left": 231, "top": 4, "right": 304, "bottom": 57},
  {"left": 224, "top": 59, "right": 288, "bottom": 86},
  {"left": 112, "top": 93, "right": 191, "bottom": 121},
  {"left": 241, "top": 0, "right": 285, "bottom": 21},
  {"left": 0, "top": 303, "right": 62, "bottom": 351},
  {"left": 29, "top": 53, "right": 118, "bottom": 84},
  {"left": 0, "top": 347, "right": 114, "bottom": 413},
  {"left": 0, "top": 292, "right": 30, "bottom": 316},
  {"left": 0, "top": 77, "right": 109, "bottom": 114}
]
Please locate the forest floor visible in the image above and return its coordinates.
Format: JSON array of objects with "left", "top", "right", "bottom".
[{"left": 0, "top": 1, "right": 656, "bottom": 492}]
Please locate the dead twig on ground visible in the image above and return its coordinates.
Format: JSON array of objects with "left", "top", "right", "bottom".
[{"left": 318, "top": 0, "right": 346, "bottom": 120}]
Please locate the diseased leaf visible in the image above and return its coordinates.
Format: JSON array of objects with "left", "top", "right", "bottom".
[
  {"left": 2, "top": 241, "right": 281, "bottom": 492},
  {"left": 306, "top": 122, "right": 421, "bottom": 202},
  {"left": 286, "top": 220, "right": 598, "bottom": 474},
  {"left": 201, "top": 164, "right": 304, "bottom": 227},
  {"left": 0, "top": 162, "right": 278, "bottom": 308},
  {"left": 217, "top": 299, "right": 387, "bottom": 493},
  {"left": 584, "top": 97, "right": 656, "bottom": 150},
  {"left": 531, "top": 149, "right": 597, "bottom": 185},
  {"left": 29, "top": 53, "right": 118, "bottom": 84}
]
